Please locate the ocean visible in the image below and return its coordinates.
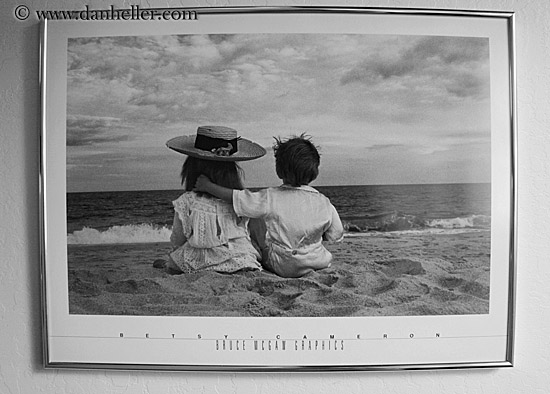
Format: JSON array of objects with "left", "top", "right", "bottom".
[{"left": 67, "top": 183, "right": 491, "bottom": 245}]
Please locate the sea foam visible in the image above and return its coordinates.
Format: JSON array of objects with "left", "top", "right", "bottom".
[
  {"left": 67, "top": 224, "right": 172, "bottom": 245},
  {"left": 342, "top": 213, "right": 490, "bottom": 234},
  {"left": 425, "top": 214, "right": 490, "bottom": 229}
]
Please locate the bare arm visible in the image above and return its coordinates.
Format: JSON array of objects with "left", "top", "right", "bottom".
[
  {"left": 194, "top": 175, "right": 234, "bottom": 203},
  {"left": 170, "top": 212, "right": 187, "bottom": 248}
]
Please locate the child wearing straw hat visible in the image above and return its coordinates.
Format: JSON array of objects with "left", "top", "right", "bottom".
[
  {"left": 195, "top": 134, "right": 344, "bottom": 278},
  {"left": 163, "top": 126, "right": 266, "bottom": 274}
]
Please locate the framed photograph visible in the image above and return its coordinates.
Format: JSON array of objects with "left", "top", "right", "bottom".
[{"left": 40, "top": 6, "right": 517, "bottom": 370}]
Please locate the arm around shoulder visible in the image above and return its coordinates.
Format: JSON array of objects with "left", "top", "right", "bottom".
[
  {"left": 232, "top": 188, "right": 269, "bottom": 219},
  {"left": 194, "top": 175, "right": 234, "bottom": 202}
]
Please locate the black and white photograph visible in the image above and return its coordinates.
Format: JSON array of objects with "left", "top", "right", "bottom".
[
  {"left": 40, "top": 7, "right": 516, "bottom": 370},
  {"left": 66, "top": 32, "right": 492, "bottom": 317}
]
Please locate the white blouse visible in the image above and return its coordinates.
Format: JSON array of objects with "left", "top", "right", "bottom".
[{"left": 169, "top": 192, "right": 261, "bottom": 273}]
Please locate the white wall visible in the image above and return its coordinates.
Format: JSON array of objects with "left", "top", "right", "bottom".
[{"left": 1, "top": 0, "right": 548, "bottom": 392}]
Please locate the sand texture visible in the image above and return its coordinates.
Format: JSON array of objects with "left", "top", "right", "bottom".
[{"left": 68, "top": 231, "right": 490, "bottom": 317}]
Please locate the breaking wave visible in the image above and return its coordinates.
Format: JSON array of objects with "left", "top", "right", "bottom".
[
  {"left": 67, "top": 214, "right": 491, "bottom": 245},
  {"left": 342, "top": 212, "right": 490, "bottom": 234},
  {"left": 67, "top": 223, "right": 171, "bottom": 245}
]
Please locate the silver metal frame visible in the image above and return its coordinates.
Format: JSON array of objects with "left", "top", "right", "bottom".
[
  {"left": 507, "top": 10, "right": 518, "bottom": 369},
  {"left": 40, "top": 5, "right": 517, "bottom": 371}
]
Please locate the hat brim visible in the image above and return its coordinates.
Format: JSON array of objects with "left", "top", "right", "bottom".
[{"left": 166, "top": 135, "right": 266, "bottom": 161}]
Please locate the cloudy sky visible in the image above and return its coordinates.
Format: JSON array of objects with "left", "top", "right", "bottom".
[{"left": 66, "top": 33, "right": 491, "bottom": 192}]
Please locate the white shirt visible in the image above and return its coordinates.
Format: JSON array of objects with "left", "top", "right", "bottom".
[{"left": 233, "top": 185, "right": 344, "bottom": 277}]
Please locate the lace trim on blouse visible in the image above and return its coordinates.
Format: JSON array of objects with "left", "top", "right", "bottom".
[{"left": 170, "top": 193, "right": 261, "bottom": 273}]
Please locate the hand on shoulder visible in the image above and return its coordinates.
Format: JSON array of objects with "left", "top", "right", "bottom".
[{"left": 194, "top": 175, "right": 212, "bottom": 193}]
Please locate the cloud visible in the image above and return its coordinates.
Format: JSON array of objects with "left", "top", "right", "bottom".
[
  {"left": 66, "top": 34, "right": 492, "bottom": 190},
  {"left": 65, "top": 35, "right": 374, "bottom": 127},
  {"left": 66, "top": 114, "right": 131, "bottom": 146},
  {"left": 340, "top": 36, "right": 490, "bottom": 100},
  {"left": 67, "top": 34, "right": 490, "bottom": 133},
  {"left": 68, "top": 35, "right": 299, "bottom": 125},
  {"left": 366, "top": 144, "right": 404, "bottom": 151}
]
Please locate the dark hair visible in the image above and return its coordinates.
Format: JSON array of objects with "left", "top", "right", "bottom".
[
  {"left": 273, "top": 134, "right": 320, "bottom": 187},
  {"left": 181, "top": 156, "right": 244, "bottom": 193}
]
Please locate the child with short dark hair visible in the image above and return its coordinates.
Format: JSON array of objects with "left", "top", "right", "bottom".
[
  {"left": 273, "top": 134, "right": 320, "bottom": 186},
  {"left": 195, "top": 134, "right": 344, "bottom": 278}
]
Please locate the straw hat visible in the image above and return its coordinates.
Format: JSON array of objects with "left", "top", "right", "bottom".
[{"left": 166, "top": 126, "right": 266, "bottom": 161}]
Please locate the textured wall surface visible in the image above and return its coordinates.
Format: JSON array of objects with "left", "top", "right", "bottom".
[{"left": 1, "top": 0, "right": 549, "bottom": 392}]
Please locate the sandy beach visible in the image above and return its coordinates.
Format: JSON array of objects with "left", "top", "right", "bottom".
[{"left": 68, "top": 231, "right": 490, "bottom": 317}]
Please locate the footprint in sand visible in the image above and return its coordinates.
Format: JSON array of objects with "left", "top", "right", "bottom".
[
  {"left": 459, "top": 280, "right": 490, "bottom": 299},
  {"left": 430, "top": 287, "right": 461, "bottom": 302},
  {"left": 244, "top": 297, "right": 283, "bottom": 317},
  {"left": 275, "top": 292, "right": 303, "bottom": 311},
  {"left": 317, "top": 273, "right": 339, "bottom": 287},
  {"left": 68, "top": 277, "right": 101, "bottom": 297},
  {"left": 106, "top": 279, "right": 164, "bottom": 294},
  {"left": 438, "top": 276, "right": 465, "bottom": 290},
  {"left": 374, "top": 259, "right": 426, "bottom": 277},
  {"left": 437, "top": 276, "right": 490, "bottom": 300},
  {"left": 246, "top": 278, "right": 281, "bottom": 296},
  {"left": 371, "top": 278, "right": 398, "bottom": 295},
  {"left": 247, "top": 277, "right": 326, "bottom": 314}
]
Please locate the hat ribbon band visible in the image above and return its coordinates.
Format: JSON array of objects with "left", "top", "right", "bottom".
[{"left": 194, "top": 134, "right": 239, "bottom": 156}]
